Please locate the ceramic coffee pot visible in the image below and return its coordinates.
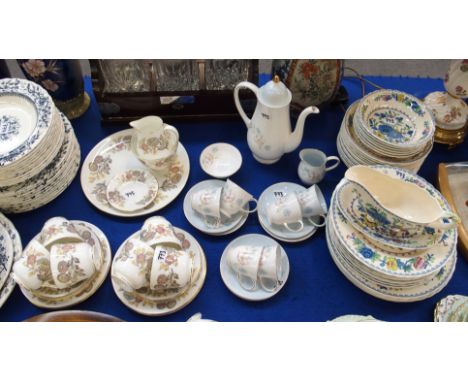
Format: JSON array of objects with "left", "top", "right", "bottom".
[{"left": 234, "top": 75, "right": 319, "bottom": 164}]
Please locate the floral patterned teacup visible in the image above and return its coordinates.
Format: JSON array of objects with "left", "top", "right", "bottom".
[
  {"left": 226, "top": 245, "right": 262, "bottom": 291},
  {"left": 130, "top": 116, "right": 179, "bottom": 171},
  {"left": 258, "top": 245, "right": 282, "bottom": 292},
  {"left": 295, "top": 185, "right": 327, "bottom": 228},
  {"left": 220, "top": 179, "right": 257, "bottom": 218},
  {"left": 191, "top": 187, "right": 222, "bottom": 226},
  {"left": 140, "top": 216, "right": 181, "bottom": 249},
  {"left": 266, "top": 193, "right": 305, "bottom": 232},
  {"left": 150, "top": 245, "right": 192, "bottom": 290},
  {"left": 444, "top": 59, "right": 468, "bottom": 99},
  {"left": 298, "top": 148, "right": 340, "bottom": 185},
  {"left": 40, "top": 217, "right": 83, "bottom": 248},
  {"left": 112, "top": 238, "right": 154, "bottom": 292},
  {"left": 13, "top": 240, "right": 52, "bottom": 290},
  {"left": 49, "top": 242, "right": 96, "bottom": 289}
]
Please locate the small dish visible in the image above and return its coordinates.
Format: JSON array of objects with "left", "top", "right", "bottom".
[
  {"left": 106, "top": 169, "right": 158, "bottom": 212},
  {"left": 220, "top": 234, "right": 289, "bottom": 301},
  {"left": 200, "top": 143, "right": 242, "bottom": 179}
]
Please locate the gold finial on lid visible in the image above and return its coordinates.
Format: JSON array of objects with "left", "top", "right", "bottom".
[{"left": 273, "top": 75, "right": 280, "bottom": 83}]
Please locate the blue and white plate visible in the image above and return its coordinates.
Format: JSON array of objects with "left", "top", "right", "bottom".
[
  {"left": 0, "top": 222, "right": 13, "bottom": 291},
  {"left": 0, "top": 78, "right": 54, "bottom": 166}
]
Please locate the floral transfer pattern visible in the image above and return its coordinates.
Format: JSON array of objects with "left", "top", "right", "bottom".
[
  {"left": 0, "top": 115, "right": 21, "bottom": 142},
  {"left": 367, "top": 109, "right": 415, "bottom": 143}
]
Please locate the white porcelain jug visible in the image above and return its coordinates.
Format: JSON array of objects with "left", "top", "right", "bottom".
[{"left": 234, "top": 75, "right": 319, "bottom": 164}]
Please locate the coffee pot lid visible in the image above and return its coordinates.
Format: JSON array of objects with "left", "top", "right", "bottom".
[{"left": 258, "top": 75, "right": 292, "bottom": 108}]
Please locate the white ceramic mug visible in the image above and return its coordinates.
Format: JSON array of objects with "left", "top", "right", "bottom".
[
  {"left": 298, "top": 148, "right": 340, "bottom": 185},
  {"left": 40, "top": 217, "right": 83, "bottom": 248},
  {"left": 220, "top": 179, "right": 257, "bottom": 218},
  {"left": 191, "top": 186, "right": 222, "bottom": 226},
  {"left": 49, "top": 242, "right": 96, "bottom": 289},
  {"left": 226, "top": 245, "right": 262, "bottom": 291},
  {"left": 266, "top": 193, "right": 305, "bottom": 232},
  {"left": 258, "top": 245, "right": 283, "bottom": 292},
  {"left": 296, "top": 185, "right": 328, "bottom": 228},
  {"left": 139, "top": 216, "right": 181, "bottom": 248},
  {"left": 13, "top": 239, "right": 51, "bottom": 290},
  {"left": 112, "top": 238, "right": 154, "bottom": 292},
  {"left": 150, "top": 245, "right": 192, "bottom": 290}
]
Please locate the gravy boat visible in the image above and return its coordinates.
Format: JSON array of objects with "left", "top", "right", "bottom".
[{"left": 344, "top": 166, "right": 459, "bottom": 235}]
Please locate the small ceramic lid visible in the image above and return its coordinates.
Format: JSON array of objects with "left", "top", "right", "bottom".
[
  {"left": 424, "top": 91, "right": 468, "bottom": 130},
  {"left": 258, "top": 75, "right": 292, "bottom": 108}
]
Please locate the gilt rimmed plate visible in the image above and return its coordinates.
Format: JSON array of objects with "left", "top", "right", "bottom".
[
  {"left": 81, "top": 129, "right": 190, "bottom": 217},
  {"left": 0, "top": 78, "right": 54, "bottom": 166},
  {"left": 0, "top": 213, "right": 22, "bottom": 309},
  {"left": 106, "top": 169, "right": 158, "bottom": 212},
  {"left": 200, "top": 143, "right": 242, "bottom": 178},
  {"left": 220, "top": 233, "right": 290, "bottom": 301},
  {"left": 257, "top": 182, "right": 319, "bottom": 242},
  {"left": 112, "top": 227, "right": 207, "bottom": 316},
  {"left": 183, "top": 179, "right": 248, "bottom": 235},
  {"left": 18, "top": 221, "right": 111, "bottom": 309}
]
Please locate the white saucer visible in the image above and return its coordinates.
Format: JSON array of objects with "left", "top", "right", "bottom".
[
  {"left": 220, "top": 234, "right": 289, "bottom": 301},
  {"left": 183, "top": 179, "right": 248, "bottom": 235},
  {"left": 200, "top": 143, "right": 242, "bottom": 179},
  {"left": 257, "top": 182, "right": 319, "bottom": 242},
  {"left": 106, "top": 169, "right": 158, "bottom": 212}
]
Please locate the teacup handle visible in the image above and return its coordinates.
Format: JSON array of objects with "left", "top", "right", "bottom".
[
  {"left": 306, "top": 214, "right": 327, "bottom": 228},
  {"left": 241, "top": 198, "right": 258, "bottom": 214},
  {"left": 163, "top": 124, "right": 179, "bottom": 145},
  {"left": 325, "top": 156, "right": 340, "bottom": 172},
  {"left": 283, "top": 220, "right": 304, "bottom": 232},
  {"left": 237, "top": 273, "right": 257, "bottom": 291},
  {"left": 259, "top": 277, "right": 280, "bottom": 293}
]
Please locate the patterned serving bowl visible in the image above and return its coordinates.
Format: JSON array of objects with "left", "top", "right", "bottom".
[{"left": 354, "top": 89, "right": 435, "bottom": 153}]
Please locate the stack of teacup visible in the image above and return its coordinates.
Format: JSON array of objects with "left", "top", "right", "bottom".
[
  {"left": 13, "top": 217, "right": 103, "bottom": 303},
  {"left": 188, "top": 179, "right": 257, "bottom": 234},
  {"left": 112, "top": 216, "right": 193, "bottom": 295},
  {"left": 226, "top": 244, "right": 283, "bottom": 292}
]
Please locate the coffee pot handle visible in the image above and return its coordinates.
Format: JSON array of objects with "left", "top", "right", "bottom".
[{"left": 234, "top": 81, "right": 258, "bottom": 128}]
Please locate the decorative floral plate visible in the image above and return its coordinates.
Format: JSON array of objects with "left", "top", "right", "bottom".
[
  {"left": 200, "top": 143, "right": 242, "bottom": 178},
  {"left": 0, "top": 223, "right": 13, "bottom": 291},
  {"left": 106, "top": 169, "right": 158, "bottom": 212},
  {"left": 183, "top": 179, "right": 248, "bottom": 235},
  {"left": 434, "top": 294, "right": 468, "bottom": 322},
  {"left": 0, "top": 78, "right": 54, "bottom": 166},
  {"left": 0, "top": 213, "right": 22, "bottom": 309},
  {"left": 81, "top": 129, "right": 190, "bottom": 217},
  {"left": 111, "top": 227, "right": 207, "bottom": 316},
  {"left": 18, "top": 221, "right": 111, "bottom": 309},
  {"left": 219, "top": 234, "right": 289, "bottom": 301},
  {"left": 257, "top": 182, "right": 319, "bottom": 242}
]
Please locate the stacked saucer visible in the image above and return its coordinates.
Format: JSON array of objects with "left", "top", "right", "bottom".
[
  {"left": 326, "top": 165, "right": 457, "bottom": 302},
  {"left": 0, "top": 78, "right": 80, "bottom": 213},
  {"left": 0, "top": 212, "right": 22, "bottom": 309},
  {"left": 337, "top": 89, "right": 435, "bottom": 173}
]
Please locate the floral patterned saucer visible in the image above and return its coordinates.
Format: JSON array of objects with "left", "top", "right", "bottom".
[
  {"left": 183, "top": 179, "right": 248, "bottom": 235},
  {"left": 200, "top": 143, "right": 242, "bottom": 179},
  {"left": 106, "top": 169, "right": 159, "bottom": 212},
  {"left": 434, "top": 294, "right": 468, "bottom": 322},
  {"left": 18, "top": 221, "right": 111, "bottom": 309},
  {"left": 0, "top": 213, "right": 22, "bottom": 309},
  {"left": 111, "top": 227, "right": 207, "bottom": 316},
  {"left": 81, "top": 129, "right": 190, "bottom": 217},
  {"left": 220, "top": 234, "right": 289, "bottom": 301}
]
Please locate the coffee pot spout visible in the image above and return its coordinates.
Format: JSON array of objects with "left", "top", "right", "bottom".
[{"left": 285, "top": 106, "right": 320, "bottom": 153}]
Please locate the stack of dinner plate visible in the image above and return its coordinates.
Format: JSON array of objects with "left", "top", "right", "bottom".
[
  {"left": 0, "top": 78, "right": 80, "bottom": 213},
  {"left": 326, "top": 165, "right": 457, "bottom": 303},
  {"left": 337, "top": 90, "right": 435, "bottom": 173},
  {"left": 0, "top": 212, "right": 22, "bottom": 309}
]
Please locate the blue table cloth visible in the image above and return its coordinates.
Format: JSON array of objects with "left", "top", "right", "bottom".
[{"left": 1, "top": 75, "right": 467, "bottom": 322}]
